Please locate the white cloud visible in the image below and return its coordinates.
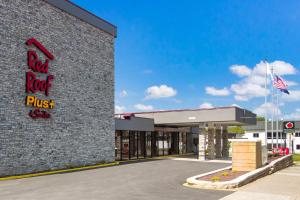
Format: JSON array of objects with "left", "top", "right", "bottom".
[
  {"left": 119, "top": 90, "right": 128, "bottom": 97},
  {"left": 199, "top": 102, "right": 214, "bottom": 109},
  {"left": 229, "top": 60, "right": 297, "bottom": 101},
  {"left": 284, "top": 108, "right": 300, "bottom": 120},
  {"left": 246, "top": 74, "right": 267, "bottom": 85},
  {"left": 205, "top": 86, "right": 230, "bottom": 96},
  {"left": 145, "top": 85, "right": 177, "bottom": 99},
  {"left": 253, "top": 102, "right": 281, "bottom": 117},
  {"left": 252, "top": 60, "right": 297, "bottom": 76},
  {"left": 234, "top": 95, "right": 249, "bottom": 101},
  {"left": 270, "top": 61, "right": 297, "bottom": 75},
  {"left": 285, "top": 80, "right": 298, "bottom": 87},
  {"left": 230, "top": 65, "right": 251, "bottom": 77},
  {"left": 231, "top": 83, "right": 269, "bottom": 101},
  {"left": 281, "top": 90, "right": 300, "bottom": 102},
  {"left": 115, "top": 105, "right": 126, "bottom": 113},
  {"left": 134, "top": 104, "right": 154, "bottom": 111},
  {"left": 284, "top": 112, "right": 300, "bottom": 120}
]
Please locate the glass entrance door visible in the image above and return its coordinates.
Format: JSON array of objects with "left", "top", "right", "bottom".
[
  {"left": 115, "top": 131, "right": 122, "bottom": 160},
  {"left": 129, "top": 131, "right": 137, "bottom": 159},
  {"left": 146, "top": 132, "right": 152, "bottom": 157},
  {"left": 170, "top": 132, "right": 179, "bottom": 155},
  {"left": 151, "top": 132, "right": 158, "bottom": 157},
  {"left": 122, "top": 131, "right": 129, "bottom": 160},
  {"left": 138, "top": 132, "right": 146, "bottom": 158}
]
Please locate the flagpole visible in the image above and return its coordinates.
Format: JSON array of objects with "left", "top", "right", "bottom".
[
  {"left": 276, "top": 89, "right": 279, "bottom": 148},
  {"left": 264, "top": 61, "right": 268, "bottom": 148},
  {"left": 271, "top": 65, "right": 274, "bottom": 150}
]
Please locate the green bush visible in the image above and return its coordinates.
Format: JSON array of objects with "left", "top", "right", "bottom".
[
  {"left": 221, "top": 172, "right": 229, "bottom": 176},
  {"left": 293, "top": 154, "right": 300, "bottom": 162},
  {"left": 210, "top": 176, "right": 221, "bottom": 182}
]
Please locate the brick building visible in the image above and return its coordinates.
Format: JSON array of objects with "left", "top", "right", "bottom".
[{"left": 0, "top": 0, "right": 116, "bottom": 177}]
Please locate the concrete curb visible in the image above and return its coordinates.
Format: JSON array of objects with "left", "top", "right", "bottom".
[
  {"left": 0, "top": 162, "right": 119, "bottom": 181},
  {"left": 185, "top": 155, "right": 293, "bottom": 190},
  {"left": 0, "top": 153, "right": 196, "bottom": 181}
]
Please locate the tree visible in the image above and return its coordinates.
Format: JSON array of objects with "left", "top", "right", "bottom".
[
  {"left": 256, "top": 116, "right": 265, "bottom": 121},
  {"left": 228, "top": 126, "right": 245, "bottom": 134}
]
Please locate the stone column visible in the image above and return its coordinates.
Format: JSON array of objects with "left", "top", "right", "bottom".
[
  {"left": 222, "top": 127, "right": 229, "bottom": 157},
  {"left": 215, "top": 128, "right": 222, "bottom": 158},
  {"left": 207, "top": 124, "right": 215, "bottom": 160},
  {"left": 198, "top": 124, "right": 207, "bottom": 160}
]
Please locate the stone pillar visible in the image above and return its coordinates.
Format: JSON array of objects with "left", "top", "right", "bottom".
[
  {"left": 198, "top": 124, "right": 207, "bottom": 160},
  {"left": 215, "top": 128, "right": 222, "bottom": 158},
  {"left": 207, "top": 124, "right": 215, "bottom": 160},
  {"left": 222, "top": 127, "right": 229, "bottom": 157}
]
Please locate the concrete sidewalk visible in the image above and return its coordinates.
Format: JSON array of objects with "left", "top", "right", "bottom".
[{"left": 220, "top": 163, "right": 300, "bottom": 200}]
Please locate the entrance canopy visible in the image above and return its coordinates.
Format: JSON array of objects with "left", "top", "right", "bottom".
[{"left": 131, "top": 106, "right": 256, "bottom": 127}]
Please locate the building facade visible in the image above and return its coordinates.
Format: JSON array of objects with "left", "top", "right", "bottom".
[
  {"left": 0, "top": 0, "right": 116, "bottom": 177},
  {"left": 115, "top": 115, "right": 194, "bottom": 160},
  {"left": 242, "top": 121, "right": 300, "bottom": 153},
  {"left": 116, "top": 106, "right": 256, "bottom": 161}
]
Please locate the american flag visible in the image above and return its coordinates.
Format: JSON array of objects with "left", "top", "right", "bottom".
[
  {"left": 273, "top": 75, "right": 287, "bottom": 89},
  {"left": 273, "top": 75, "right": 290, "bottom": 94}
]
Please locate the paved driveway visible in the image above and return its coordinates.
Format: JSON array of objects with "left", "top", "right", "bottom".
[{"left": 0, "top": 159, "right": 232, "bottom": 200}]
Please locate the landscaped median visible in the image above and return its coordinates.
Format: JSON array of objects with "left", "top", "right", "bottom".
[{"left": 184, "top": 154, "right": 293, "bottom": 190}]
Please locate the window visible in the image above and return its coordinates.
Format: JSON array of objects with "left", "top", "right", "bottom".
[
  {"left": 295, "top": 132, "right": 300, "bottom": 137},
  {"left": 297, "top": 145, "right": 300, "bottom": 150},
  {"left": 267, "top": 132, "right": 285, "bottom": 139},
  {"left": 282, "top": 132, "right": 286, "bottom": 139},
  {"left": 253, "top": 133, "right": 259, "bottom": 138}
]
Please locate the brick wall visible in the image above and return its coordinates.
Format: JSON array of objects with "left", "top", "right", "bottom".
[
  {"left": 0, "top": 0, "right": 115, "bottom": 177},
  {"left": 232, "top": 141, "right": 262, "bottom": 171}
]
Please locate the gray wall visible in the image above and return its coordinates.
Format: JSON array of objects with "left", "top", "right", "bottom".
[
  {"left": 134, "top": 107, "right": 256, "bottom": 125},
  {"left": 115, "top": 117, "right": 154, "bottom": 132},
  {"left": 0, "top": 0, "right": 115, "bottom": 176}
]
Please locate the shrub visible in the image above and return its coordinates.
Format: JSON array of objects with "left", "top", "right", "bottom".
[
  {"left": 210, "top": 176, "right": 221, "bottom": 182},
  {"left": 221, "top": 171, "right": 229, "bottom": 176},
  {"left": 293, "top": 154, "right": 300, "bottom": 162}
]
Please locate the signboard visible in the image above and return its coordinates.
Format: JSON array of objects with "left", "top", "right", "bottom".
[
  {"left": 25, "top": 38, "right": 55, "bottom": 119},
  {"left": 283, "top": 121, "right": 295, "bottom": 130}
]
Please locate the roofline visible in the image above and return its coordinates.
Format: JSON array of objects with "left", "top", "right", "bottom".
[
  {"left": 114, "top": 115, "right": 154, "bottom": 120},
  {"left": 243, "top": 120, "right": 300, "bottom": 131},
  {"left": 44, "top": 0, "right": 117, "bottom": 38},
  {"left": 116, "top": 106, "right": 242, "bottom": 115}
]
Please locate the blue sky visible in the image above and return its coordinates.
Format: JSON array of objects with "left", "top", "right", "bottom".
[{"left": 71, "top": 0, "right": 300, "bottom": 119}]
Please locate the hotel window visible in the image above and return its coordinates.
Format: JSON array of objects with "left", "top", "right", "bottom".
[
  {"left": 297, "top": 145, "right": 300, "bottom": 150},
  {"left": 282, "top": 132, "right": 287, "bottom": 139},
  {"left": 253, "top": 133, "right": 259, "bottom": 138},
  {"left": 295, "top": 132, "right": 300, "bottom": 137}
]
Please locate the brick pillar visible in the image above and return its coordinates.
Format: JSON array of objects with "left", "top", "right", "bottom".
[
  {"left": 207, "top": 127, "right": 215, "bottom": 159},
  {"left": 222, "top": 127, "right": 229, "bottom": 157},
  {"left": 215, "top": 129, "right": 222, "bottom": 158},
  {"left": 198, "top": 124, "right": 207, "bottom": 160}
]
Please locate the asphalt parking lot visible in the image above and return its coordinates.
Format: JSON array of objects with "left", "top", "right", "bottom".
[{"left": 0, "top": 159, "right": 232, "bottom": 200}]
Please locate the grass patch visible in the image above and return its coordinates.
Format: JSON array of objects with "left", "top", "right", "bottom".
[{"left": 293, "top": 154, "right": 300, "bottom": 162}]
